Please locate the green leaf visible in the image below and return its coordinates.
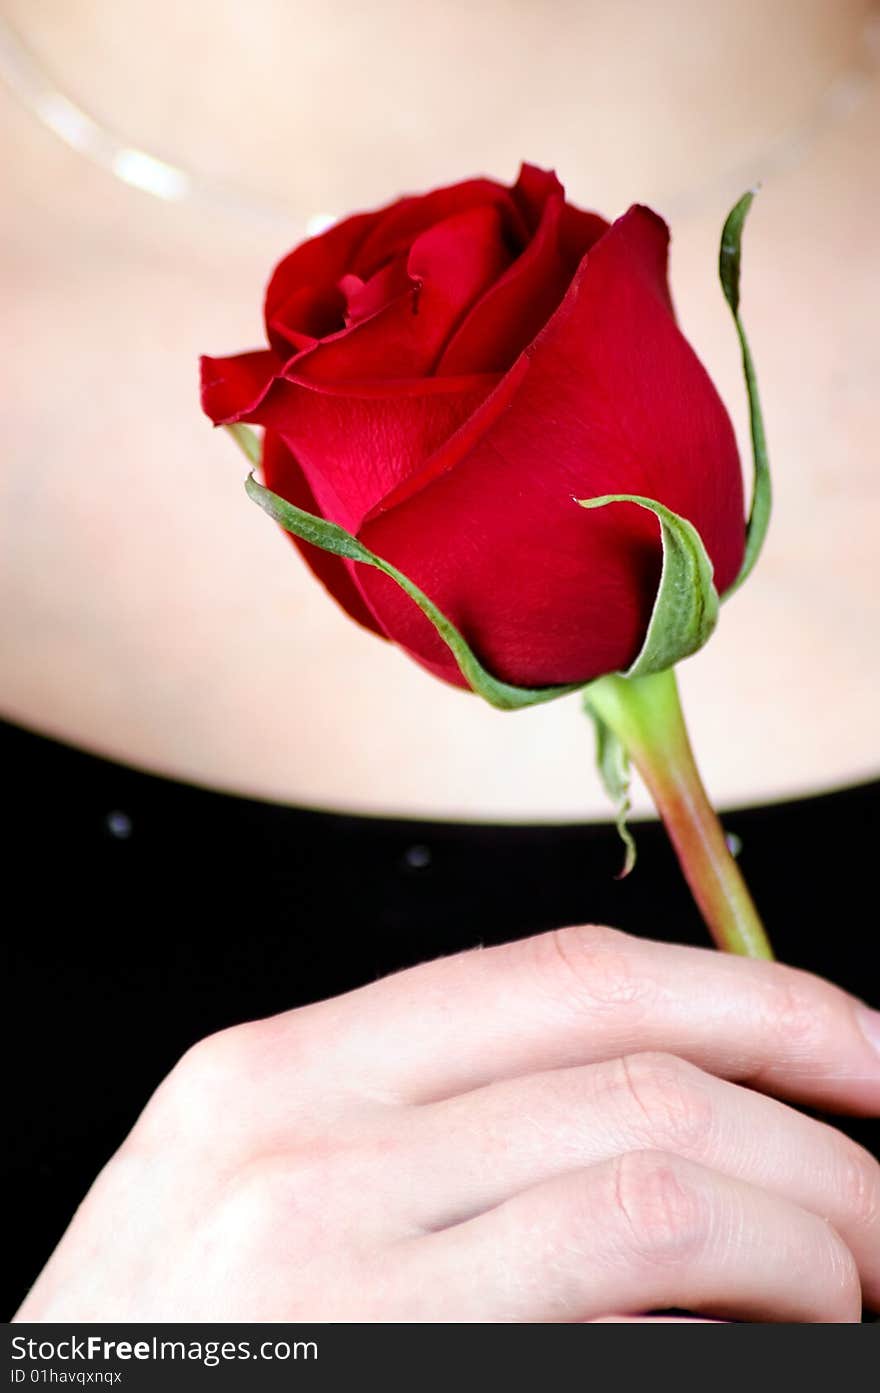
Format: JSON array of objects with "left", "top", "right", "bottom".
[
  {"left": 591, "top": 709, "right": 636, "bottom": 877},
  {"left": 719, "top": 190, "right": 772, "bottom": 595},
  {"left": 228, "top": 433, "right": 579, "bottom": 711},
  {"left": 576, "top": 494, "right": 719, "bottom": 678}
]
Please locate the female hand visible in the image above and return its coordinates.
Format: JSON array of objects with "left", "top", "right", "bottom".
[{"left": 16, "top": 925, "right": 880, "bottom": 1323}]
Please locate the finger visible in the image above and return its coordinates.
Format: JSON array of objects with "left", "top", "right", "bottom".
[
  {"left": 400, "top": 1052, "right": 880, "bottom": 1307},
  {"left": 387, "top": 1150, "right": 862, "bottom": 1323},
  {"left": 299, "top": 925, "right": 880, "bottom": 1111}
]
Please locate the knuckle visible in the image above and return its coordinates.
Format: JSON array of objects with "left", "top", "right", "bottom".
[
  {"left": 534, "top": 925, "right": 654, "bottom": 1017},
  {"left": 218, "top": 1140, "right": 375, "bottom": 1254},
  {"left": 609, "top": 1149, "right": 711, "bottom": 1265},
  {"left": 139, "top": 1020, "right": 275, "bottom": 1141},
  {"left": 172, "top": 1022, "right": 261, "bottom": 1097},
  {"left": 837, "top": 1141, "right": 880, "bottom": 1233},
  {"left": 757, "top": 965, "right": 833, "bottom": 1060},
  {"left": 616, "top": 1053, "right": 715, "bottom": 1156},
  {"left": 217, "top": 1157, "right": 301, "bottom": 1245},
  {"left": 229, "top": 1140, "right": 345, "bottom": 1215}
]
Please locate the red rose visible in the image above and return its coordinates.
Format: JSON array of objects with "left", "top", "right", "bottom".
[{"left": 201, "top": 164, "right": 745, "bottom": 690}]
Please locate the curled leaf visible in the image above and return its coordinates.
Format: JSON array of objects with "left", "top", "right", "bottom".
[
  {"left": 719, "top": 190, "right": 771, "bottom": 595},
  {"left": 576, "top": 493, "right": 719, "bottom": 678}
]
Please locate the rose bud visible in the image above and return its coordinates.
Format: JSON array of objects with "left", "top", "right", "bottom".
[
  {"left": 200, "top": 170, "right": 773, "bottom": 957},
  {"left": 201, "top": 165, "right": 762, "bottom": 701}
]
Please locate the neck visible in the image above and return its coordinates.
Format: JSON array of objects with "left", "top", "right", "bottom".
[{"left": 3, "top": 0, "right": 875, "bottom": 223}]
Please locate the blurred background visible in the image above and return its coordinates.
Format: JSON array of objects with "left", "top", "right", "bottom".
[{"left": 1, "top": 0, "right": 878, "bottom": 818}]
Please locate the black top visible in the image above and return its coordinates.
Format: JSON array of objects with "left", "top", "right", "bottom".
[{"left": 3, "top": 716, "right": 878, "bottom": 1318}]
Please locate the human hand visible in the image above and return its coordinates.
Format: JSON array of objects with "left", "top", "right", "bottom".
[{"left": 16, "top": 925, "right": 880, "bottom": 1322}]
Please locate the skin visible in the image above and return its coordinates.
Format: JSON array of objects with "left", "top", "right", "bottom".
[
  {"left": 2, "top": 1, "right": 879, "bottom": 1323},
  {"left": 0, "top": 0, "right": 878, "bottom": 817},
  {"left": 15, "top": 926, "right": 880, "bottom": 1322}
]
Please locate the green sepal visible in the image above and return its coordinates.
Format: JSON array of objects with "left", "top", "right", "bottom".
[
  {"left": 228, "top": 427, "right": 578, "bottom": 712},
  {"left": 719, "top": 190, "right": 772, "bottom": 595},
  {"left": 591, "top": 709, "right": 636, "bottom": 878},
  {"left": 576, "top": 494, "right": 719, "bottom": 678}
]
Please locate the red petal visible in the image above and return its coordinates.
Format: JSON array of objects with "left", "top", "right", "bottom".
[
  {"left": 364, "top": 356, "right": 530, "bottom": 520},
  {"left": 354, "top": 206, "right": 745, "bottom": 688},
  {"left": 510, "top": 163, "right": 564, "bottom": 228},
  {"left": 339, "top": 261, "right": 407, "bottom": 326},
  {"left": 438, "top": 177, "right": 608, "bottom": 375},
  {"left": 264, "top": 210, "right": 378, "bottom": 356},
  {"left": 559, "top": 201, "right": 614, "bottom": 268},
  {"left": 290, "top": 203, "right": 515, "bottom": 385},
  {"left": 248, "top": 373, "right": 500, "bottom": 532},
  {"left": 260, "top": 431, "right": 385, "bottom": 638},
  {"left": 267, "top": 282, "right": 347, "bottom": 353},
  {"left": 351, "top": 178, "right": 526, "bottom": 278},
  {"left": 200, "top": 350, "right": 278, "bottom": 425}
]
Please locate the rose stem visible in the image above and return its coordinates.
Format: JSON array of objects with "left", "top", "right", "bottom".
[{"left": 586, "top": 667, "right": 774, "bottom": 959}]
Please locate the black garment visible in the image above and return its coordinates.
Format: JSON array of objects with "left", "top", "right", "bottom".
[{"left": 3, "top": 716, "right": 878, "bottom": 1317}]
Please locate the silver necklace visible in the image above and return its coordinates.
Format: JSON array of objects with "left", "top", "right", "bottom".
[
  {"left": 1, "top": 9, "right": 878, "bottom": 229},
  {"left": 0, "top": 12, "right": 332, "bottom": 238}
]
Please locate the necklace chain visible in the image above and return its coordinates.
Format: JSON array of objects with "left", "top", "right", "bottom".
[
  {"left": 1, "top": 9, "right": 878, "bottom": 231},
  {"left": 0, "top": 13, "right": 326, "bottom": 236}
]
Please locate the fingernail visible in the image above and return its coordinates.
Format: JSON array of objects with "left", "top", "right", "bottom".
[{"left": 856, "top": 1005, "right": 880, "bottom": 1057}]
